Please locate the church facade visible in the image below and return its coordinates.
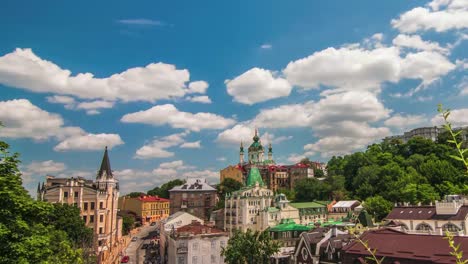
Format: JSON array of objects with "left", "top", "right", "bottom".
[{"left": 220, "top": 129, "right": 314, "bottom": 192}]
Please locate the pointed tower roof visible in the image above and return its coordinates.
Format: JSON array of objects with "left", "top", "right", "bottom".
[
  {"left": 97, "top": 146, "right": 113, "bottom": 180},
  {"left": 246, "top": 166, "right": 264, "bottom": 187},
  {"left": 240, "top": 140, "right": 244, "bottom": 153}
]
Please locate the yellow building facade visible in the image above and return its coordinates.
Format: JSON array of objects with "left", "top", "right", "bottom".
[
  {"left": 119, "top": 195, "right": 170, "bottom": 224},
  {"left": 220, "top": 165, "right": 244, "bottom": 184}
]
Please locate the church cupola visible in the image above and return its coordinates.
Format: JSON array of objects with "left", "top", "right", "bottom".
[
  {"left": 248, "top": 128, "right": 264, "bottom": 164},
  {"left": 268, "top": 143, "right": 273, "bottom": 160}
]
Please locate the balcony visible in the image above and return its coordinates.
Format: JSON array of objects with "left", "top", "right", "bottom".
[{"left": 176, "top": 246, "right": 188, "bottom": 254}]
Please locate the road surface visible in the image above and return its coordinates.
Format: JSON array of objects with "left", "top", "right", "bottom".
[{"left": 123, "top": 224, "right": 159, "bottom": 264}]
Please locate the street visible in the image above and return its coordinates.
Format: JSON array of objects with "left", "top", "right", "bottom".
[{"left": 123, "top": 224, "right": 160, "bottom": 264}]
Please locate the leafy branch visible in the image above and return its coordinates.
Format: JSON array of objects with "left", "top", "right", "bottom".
[
  {"left": 438, "top": 104, "right": 468, "bottom": 174},
  {"left": 348, "top": 227, "right": 384, "bottom": 264},
  {"left": 444, "top": 231, "right": 468, "bottom": 264}
]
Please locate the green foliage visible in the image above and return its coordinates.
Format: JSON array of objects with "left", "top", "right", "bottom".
[
  {"left": 216, "top": 178, "right": 243, "bottom": 209},
  {"left": 444, "top": 231, "right": 468, "bottom": 264},
  {"left": 121, "top": 215, "right": 135, "bottom": 235},
  {"left": 277, "top": 188, "right": 296, "bottom": 201},
  {"left": 0, "top": 140, "right": 84, "bottom": 263},
  {"left": 326, "top": 135, "right": 466, "bottom": 204},
  {"left": 221, "top": 229, "right": 280, "bottom": 264},
  {"left": 295, "top": 178, "right": 331, "bottom": 202},
  {"left": 147, "top": 179, "right": 185, "bottom": 198},
  {"left": 363, "top": 196, "right": 393, "bottom": 222},
  {"left": 438, "top": 104, "right": 468, "bottom": 175},
  {"left": 125, "top": 192, "right": 145, "bottom": 198}
]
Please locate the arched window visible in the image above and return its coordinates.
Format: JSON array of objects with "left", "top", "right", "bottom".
[
  {"left": 415, "top": 223, "right": 433, "bottom": 232},
  {"left": 442, "top": 223, "right": 461, "bottom": 232}
]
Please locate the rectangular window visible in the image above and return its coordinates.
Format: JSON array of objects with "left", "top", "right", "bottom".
[
  {"left": 91, "top": 202, "right": 95, "bottom": 210},
  {"left": 63, "top": 191, "right": 68, "bottom": 198},
  {"left": 84, "top": 202, "right": 88, "bottom": 210},
  {"left": 83, "top": 215, "right": 87, "bottom": 223},
  {"left": 90, "top": 215, "right": 94, "bottom": 223},
  {"left": 211, "top": 240, "right": 216, "bottom": 249},
  {"left": 211, "top": 255, "right": 216, "bottom": 263},
  {"left": 177, "top": 257, "right": 185, "bottom": 264},
  {"left": 74, "top": 191, "right": 78, "bottom": 197},
  {"left": 99, "top": 227, "right": 103, "bottom": 234},
  {"left": 192, "top": 256, "right": 198, "bottom": 264},
  {"left": 100, "top": 214, "right": 104, "bottom": 223},
  {"left": 220, "top": 240, "right": 226, "bottom": 248},
  {"left": 100, "top": 202, "right": 104, "bottom": 209},
  {"left": 192, "top": 242, "right": 198, "bottom": 250}
]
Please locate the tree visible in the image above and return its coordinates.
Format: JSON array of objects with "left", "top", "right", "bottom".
[
  {"left": 314, "top": 168, "right": 325, "bottom": 178},
  {"left": 277, "top": 188, "right": 296, "bottom": 201},
  {"left": 121, "top": 214, "right": 135, "bottom": 235},
  {"left": 49, "top": 203, "right": 93, "bottom": 248},
  {"left": 294, "top": 178, "right": 331, "bottom": 202},
  {"left": 0, "top": 139, "right": 84, "bottom": 263},
  {"left": 125, "top": 192, "right": 145, "bottom": 198},
  {"left": 147, "top": 179, "right": 185, "bottom": 198},
  {"left": 221, "top": 229, "right": 280, "bottom": 264},
  {"left": 216, "top": 178, "right": 243, "bottom": 209},
  {"left": 363, "top": 196, "right": 393, "bottom": 222}
]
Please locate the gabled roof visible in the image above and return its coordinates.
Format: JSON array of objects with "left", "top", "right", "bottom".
[
  {"left": 386, "top": 206, "right": 468, "bottom": 221},
  {"left": 332, "top": 200, "right": 360, "bottom": 208},
  {"left": 97, "top": 146, "right": 113, "bottom": 180},
  {"left": 343, "top": 228, "right": 468, "bottom": 263},
  {"left": 137, "top": 195, "right": 170, "bottom": 202},
  {"left": 169, "top": 178, "right": 216, "bottom": 192},
  {"left": 269, "top": 219, "right": 312, "bottom": 232}
]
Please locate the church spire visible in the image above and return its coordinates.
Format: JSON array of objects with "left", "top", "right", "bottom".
[{"left": 97, "top": 146, "right": 113, "bottom": 180}]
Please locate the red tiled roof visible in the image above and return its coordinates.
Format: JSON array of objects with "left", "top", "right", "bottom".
[
  {"left": 138, "top": 195, "right": 169, "bottom": 202},
  {"left": 176, "top": 220, "right": 226, "bottom": 236},
  {"left": 386, "top": 206, "right": 468, "bottom": 221},
  {"left": 343, "top": 228, "right": 468, "bottom": 263}
]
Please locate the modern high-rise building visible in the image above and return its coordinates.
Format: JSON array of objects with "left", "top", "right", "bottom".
[{"left": 37, "top": 147, "right": 121, "bottom": 263}]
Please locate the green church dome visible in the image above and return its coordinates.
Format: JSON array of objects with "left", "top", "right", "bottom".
[{"left": 246, "top": 167, "right": 264, "bottom": 187}]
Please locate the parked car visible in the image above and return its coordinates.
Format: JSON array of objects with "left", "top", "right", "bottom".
[
  {"left": 121, "top": 255, "right": 129, "bottom": 263},
  {"left": 131, "top": 237, "right": 138, "bottom": 242}
]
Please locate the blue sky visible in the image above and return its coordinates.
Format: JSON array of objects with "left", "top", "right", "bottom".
[{"left": 0, "top": 0, "right": 467, "bottom": 195}]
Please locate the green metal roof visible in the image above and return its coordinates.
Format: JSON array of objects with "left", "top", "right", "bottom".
[
  {"left": 246, "top": 166, "right": 264, "bottom": 187},
  {"left": 290, "top": 202, "right": 327, "bottom": 209},
  {"left": 269, "top": 219, "right": 312, "bottom": 232},
  {"left": 267, "top": 207, "right": 279, "bottom": 213}
]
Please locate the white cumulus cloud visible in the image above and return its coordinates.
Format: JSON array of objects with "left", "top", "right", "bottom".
[
  {"left": 391, "top": 0, "right": 468, "bottom": 33},
  {"left": 121, "top": 104, "right": 235, "bottom": 131},
  {"left": 134, "top": 132, "right": 188, "bottom": 159},
  {"left": 54, "top": 133, "right": 124, "bottom": 152},
  {"left": 431, "top": 108, "right": 468, "bottom": 127},
  {"left": 226, "top": 68, "right": 292, "bottom": 105},
  {"left": 0, "top": 48, "right": 204, "bottom": 102}
]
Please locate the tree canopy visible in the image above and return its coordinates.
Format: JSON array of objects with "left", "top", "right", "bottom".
[
  {"left": 0, "top": 140, "right": 87, "bottom": 263},
  {"left": 221, "top": 229, "right": 280, "bottom": 264},
  {"left": 147, "top": 179, "right": 185, "bottom": 198}
]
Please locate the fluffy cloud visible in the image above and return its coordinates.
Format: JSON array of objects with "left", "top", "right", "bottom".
[
  {"left": 54, "top": 133, "right": 124, "bottom": 151},
  {"left": 392, "top": 34, "right": 449, "bottom": 54},
  {"left": 226, "top": 68, "right": 292, "bottom": 105},
  {"left": 47, "top": 95, "right": 76, "bottom": 109},
  {"left": 384, "top": 114, "right": 427, "bottom": 130},
  {"left": 261, "top": 44, "right": 272, "bottom": 49},
  {"left": 180, "top": 141, "right": 201, "bottom": 148},
  {"left": 121, "top": 104, "right": 235, "bottom": 131},
  {"left": 391, "top": 0, "right": 468, "bottom": 33},
  {"left": 26, "top": 160, "right": 67, "bottom": 175},
  {"left": 76, "top": 100, "right": 114, "bottom": 115},
  {"left": 283, "top": 45, "right": 455, "bottom": 95},
  {"left": 0, "top": 48, "right": 204, "bottom": 102},
  {"left": 284, "top": 46, "right": 401, "bottom": 92},
  {"left": 186, "top": 95, "right": 212, "bottom": 104},
  {"left": 215, "top": 124, "right": 292, "bottom": 146},
  {"left": 182, "top": 169, "right": 219, "bottom": 183},
  {"left": 431, "top": 108, "right": 468, "bottom": 127},
  {"left": 134, "top": 132, "right": 187, "bottom": 159},
  {"left": 0, "top": 99, "right": 83, "bottom": 140},
  {"left": 188, "top": 81, "right": 209, "bottom": 94}
]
